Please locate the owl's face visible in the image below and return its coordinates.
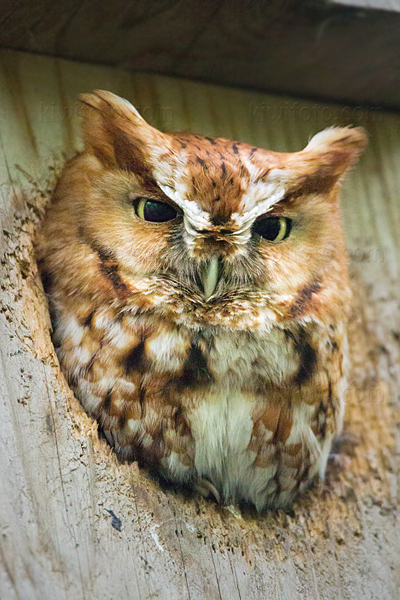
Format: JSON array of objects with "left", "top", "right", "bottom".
[{"left": 49, "top": 91, "right": 366, "bottom": 330}]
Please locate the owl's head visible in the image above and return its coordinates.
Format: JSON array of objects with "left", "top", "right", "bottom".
[{"left": 47, "top": 91, "right": 367, "bottom": 330}]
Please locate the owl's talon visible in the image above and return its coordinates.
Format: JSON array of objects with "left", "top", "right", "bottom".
[
  {"left": 327, "top": 452, "right": 352, "bottom": 472},
  {"left": 330, "top": 432, "right": 359, "bottom": 456},
  {"left": 195, "top": 478, "right": 221, "bottom": 504},
  {"left": 224, "top": 504, "right": 243, "bottom": 519}
]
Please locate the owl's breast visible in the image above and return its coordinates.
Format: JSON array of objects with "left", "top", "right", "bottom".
[
  {"left": 202, "top": 327, "right": 301, "bottom": 386},
  {"left": 57, "top": 307, "right": 341, "bottom": 509},
  {"left": 132, "top": 321, "right": 302, "bottom": 392},
  {"left": 142, "top": 323, "right": 337, "bottom": 508}
]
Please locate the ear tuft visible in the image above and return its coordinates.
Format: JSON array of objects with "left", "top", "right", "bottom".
[
  {"left": 282, "top": 125, "right": 368, "bottom": 194},
  {"left": 305, "top": 126, "right": 368, "bottom": 167},
  {"left": 79, "top": 90, "right": 162, "bottom": 172},
  {"left": 80, "top": 90, "right": 144, "bottom": 123}
]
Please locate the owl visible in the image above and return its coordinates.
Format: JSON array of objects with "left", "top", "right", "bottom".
[{"left": 37, "top": 90, "right": 367, "bottom": 511}]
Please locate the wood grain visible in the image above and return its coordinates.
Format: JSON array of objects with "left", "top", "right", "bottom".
[
  {"left": 0, "top": 1, "right": 399, "bottom": 109},
  {"left": 334, "top": 0, "right": 400, "bottom": 11},
  {"left": 0, "top": 48, "right": 399, "bottom": 600}
]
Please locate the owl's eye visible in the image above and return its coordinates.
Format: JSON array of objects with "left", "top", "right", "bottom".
[
  {"left": 134, "top": 198, "right": 178, "bottom": 223},
  {"left": 253, "top": 216, "right": 292, "bottom": 242}
]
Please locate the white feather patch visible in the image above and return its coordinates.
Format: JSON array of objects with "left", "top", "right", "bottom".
[
  {"left": 188, "top": 389, "right": 256, "bottom": 500},
  {"left": 158, "top": 182, "right": 212, "bottom": 232},
  {"left": 232, "top": 173, "right": 288, "bottom": 230},
  {"left": 162, "top": 451, "right": 193, "bottom": 482},
  {"left": 53, "top": 314, "right": 84, "bottom": 346},
  {"left": 146, "top": 330, "right": 187, "bottom": 372}
]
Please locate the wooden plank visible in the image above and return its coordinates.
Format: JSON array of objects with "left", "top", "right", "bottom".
[
  {"left": 333, "top": 0, "right": 400, "bottom": 11},
  {"left": 0, "top": 48, "right": 399, "bottom": 600},
  {"left": 0, "top": 1, "right": 400, "bottom": 109}
]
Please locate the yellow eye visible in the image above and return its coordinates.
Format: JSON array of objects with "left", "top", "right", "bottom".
[
  {"left": 136, "top": 198, "right": 146, "bottom": 220},
  {"left": 134, "top": 198, "right": 178, "bottom": 223},
  {"left": 253, "top": 216, "right": 292, "bottom": 242}
]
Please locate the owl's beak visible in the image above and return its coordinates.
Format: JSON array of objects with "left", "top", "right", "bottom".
[{"left": 201, "top": 256, "right": 220, "bottom": 300}]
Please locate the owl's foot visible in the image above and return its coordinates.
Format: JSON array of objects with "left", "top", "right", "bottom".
[
  {"left": 327, "top": 431, "right": 358, "bottom": 472},
  {"left": 224, "top": 504, "right": 243, "bottom": 519},
  {"left": 194, "top": 478, "right": 221, "bottom": 504}
]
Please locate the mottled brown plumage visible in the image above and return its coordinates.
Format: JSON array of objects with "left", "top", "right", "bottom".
[{"left": 37, "top": 90, "right": 367, "bottom": 510}]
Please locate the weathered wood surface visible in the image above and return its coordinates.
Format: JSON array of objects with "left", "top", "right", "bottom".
[
  {"left": 0, "top": 1, "right": 400, "bottom": 110},
  {"left": 0, "top": 49, "right": 399, "bottom": 600},
  {"left": 335, "top": 0, "right": 400, "bottom": 10},
  {"left": 334, "top": 0, "right": 400, "bottom": 10}
]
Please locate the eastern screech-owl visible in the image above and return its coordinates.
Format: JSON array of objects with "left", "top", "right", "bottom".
[{"left": 37, "top": 90, "right": 367, "bottom": 510}]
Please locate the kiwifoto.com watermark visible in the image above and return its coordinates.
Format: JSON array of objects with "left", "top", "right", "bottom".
[
  {"left": 347, "top": 384, "right": 394, "bottom": 406},
  {"left": 347, "top": 247, "right": 385, "bottom": 264},
  {"left": 39, "top": 101, "right": 174, "bottom": 124},
  {"left": 316, "top": 247, "right": 386, "bottom": 264},
  {"left": 248, "top": 101, "right": 382, "bottom": 124}
]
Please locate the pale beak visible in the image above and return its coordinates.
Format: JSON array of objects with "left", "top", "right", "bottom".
[{"left": 202, "top": 256, "right": 220, "bottom": 300}]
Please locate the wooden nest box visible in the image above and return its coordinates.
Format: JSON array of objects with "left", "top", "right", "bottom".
[{"left": 0, "top": 1, "right": 399, "bottom": 598}]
